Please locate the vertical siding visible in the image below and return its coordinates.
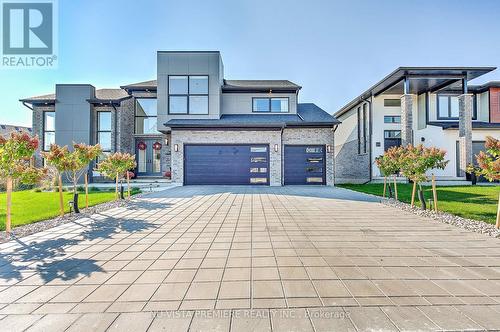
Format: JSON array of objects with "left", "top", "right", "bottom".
[{"left": 489, "top": 87, "right": 500, "bottom": 123}]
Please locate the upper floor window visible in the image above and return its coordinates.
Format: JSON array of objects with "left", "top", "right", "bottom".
[
  {"left": 252, "top": 97, "right": 289, "bottom": 113},
  {"left": 97, "top": 111, "right": 111, "bottom": 151},
  {"left": 384, "top": 115, "right": 401, "bottom": 123},
  {"left": 384, "top": 99, "right": 401, "bottom": 107},
  {"left": 43, "top": 111, "right": 55, "bottom": 151},
  {"left": 168, "top": 75, "right": 208, "bottom": 115},
  {"left": 135, "top": 98, "right": 158, "bottom": 134},
  {"left": 437, "top": 95, "right": 459, "bottom": 119}
]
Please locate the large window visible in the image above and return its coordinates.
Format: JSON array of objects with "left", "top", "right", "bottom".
[
  {"left": 168, "top": 76, "right": 208, "bottom": 114},
  {"left": 252, "top": 97, "right": 289, "bottom": 113},
  {"left": 43, "top": 111, "right": 55, "bottom": 151},
  {"left": 437, "top": 95, "right": 459, "bottom": 119},
  {"left": 97, "top": 111, "right": 112, "bottom": 151},
  {"left": 135, "top": 98, "right": 158, "bottom": 134},
  {"left": 384, "top": 130, "right": 401, "bottom": 151}
]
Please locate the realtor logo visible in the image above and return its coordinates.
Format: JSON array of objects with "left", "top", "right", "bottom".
[{"left": 1, "top": 0, "right": 57, "bottom": 68}]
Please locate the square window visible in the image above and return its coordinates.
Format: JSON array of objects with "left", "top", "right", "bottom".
[
  {"left": 189, "top": 96, "right": 209, "bottom": 114},
  {"left": 135, "top": 117, "right": 157, "bottom": 134},
  {"left": 253, "top": 98, "right": 269, "bottom": 112},
  {"left": 271, "top": 98, "right": 288, "bottom": 112},
  {"left": 169, "top": 96, "right": 188, "bottom": 114},
  {"left": 169, "top": 76, "right": 188, "bottom": 94},
  {"left": 189, "top": 76, "right": 208, "bottom": 94},
  {"left": 136, "top": 99, "right": 157, "bottom": 116},
  {"left": 450, "top": 97, "right": 459, "bottom": 118}
]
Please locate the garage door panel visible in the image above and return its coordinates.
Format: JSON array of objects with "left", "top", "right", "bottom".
[
  {"left": 284, "top": 145, "right": 326, "bottom": 185},
  {"left": 184, "top": 144, "right": 269, "bottom": 185}
]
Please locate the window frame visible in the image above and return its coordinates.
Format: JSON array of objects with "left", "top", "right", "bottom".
[
  {"left": 384, "top": 99, "right": 401, "bottom": 107},
  {"left": 134, "top": 97, "right": 159, "bottom": 135},
  {"left": 384, "top": 130, "right": 402, "bottom": 139},
  {"left": 384, "top": 115, "right": 401, "bottom": 123},
  {"left": 439, "top": 94, "right": 479, "bottom": 121},
  {"left": 362, "top": 103, "right": 367, "bottom": 154},
  {"left": 42, "top": 111, "right": 55, "bottom": 151},
  {"left": 97, "top": 111, "right": 112, "bottom": 152},
  {"left": 252, "top": 97, "right": 290, "bottom": 113},
  {"left": 167, "top": 75, "right": 209, "bottom": 115}
]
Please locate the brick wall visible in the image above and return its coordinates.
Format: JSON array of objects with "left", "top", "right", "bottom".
[{"left": 490, "top": 88, "right": 500, "bottom": 123}]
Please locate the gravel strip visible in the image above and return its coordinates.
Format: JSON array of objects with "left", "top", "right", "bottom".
[
  {"left": 381, "top": 198, "right": 500, "bottom": 238},
  {"left": 0, "top": 193, "right": 148, "bottom": 243}
]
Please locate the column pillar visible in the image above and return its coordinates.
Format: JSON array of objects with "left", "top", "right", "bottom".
[
  {"left": 458, "top": 93, "right": 473, "bottom": 177},
  {"left": 400, "top": 94, "right": 413, "bottom": 146}
]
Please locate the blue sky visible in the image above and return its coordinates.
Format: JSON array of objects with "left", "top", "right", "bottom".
[{"left": 2, "top": 0, "right": 500, "bottom": 126}]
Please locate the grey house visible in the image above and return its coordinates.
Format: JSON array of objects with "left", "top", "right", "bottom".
[{"left": 21, "top": 51, "right": 339, "bottom": 186}]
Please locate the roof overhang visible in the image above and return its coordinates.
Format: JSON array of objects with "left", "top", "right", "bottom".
[{"left": 335, "top": 67, "right": 496, "bottom": 117}]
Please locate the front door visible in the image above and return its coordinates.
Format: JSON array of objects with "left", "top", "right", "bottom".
[{"left": 135, "top": 139, "right": 162, "bottom": 176}]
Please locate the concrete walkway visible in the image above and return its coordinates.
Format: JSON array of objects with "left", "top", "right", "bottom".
[{"left": 1, "top": 185, "right": 500, "bottom": 331}]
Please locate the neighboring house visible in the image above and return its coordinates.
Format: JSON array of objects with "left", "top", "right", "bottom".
[
  {"left": 334, "top": 67, "right": 500, "bottom": 183},
  {"left": 0, "top": 124, "right": 32, "bottom": 137},
  {"left": 20, "top": 51, "right": 339, "bottom": 186}
]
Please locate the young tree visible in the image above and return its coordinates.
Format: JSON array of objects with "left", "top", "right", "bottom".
[
  {"left": 96, "top": 153, "right": 136, "bottom": 199},
  {"left": 399, "top": 145, "right": 449, "bottom": 209},
  {"left": 383, "top": 146, "right": 405, "bottom": 200},
  {"left": 471, "top": 136, "right": 500, "bottom": 227},
  {"left": 42, "top": 144, "right": 70, "bottom": 216},
  {"left": 0, "top": 132, "right": 46, "bottom": 233},
  {"left": 375, "top": 152, "right": 400, "bottom": 198}
]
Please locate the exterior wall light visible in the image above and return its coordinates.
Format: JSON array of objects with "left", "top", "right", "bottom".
[
  {"left": 274, "top": 144, "right": 279, "bottom": 152},
  {"left": 174, "top": 144, "right": 179, "bottom": 152},
  {"left": 326, "top": 145, "right": 332, "bottom": 153},
  {"left": 164, "top": 138, "right": 169, "bottom": 145}
]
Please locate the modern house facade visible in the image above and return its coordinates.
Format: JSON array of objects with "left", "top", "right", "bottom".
[
  {"left": 21, "top": 51, "right": 339, "bottom": 186},
  {"left": 334, "top": 67, "right": 500, "bottom": 183}
]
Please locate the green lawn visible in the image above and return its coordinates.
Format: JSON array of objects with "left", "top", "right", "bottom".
[
  {"left": 339, "top": 183, "right": 500, "bottom": 224},
  {"left": 0, "top": 188, "right": 140, "bottom": 231}
]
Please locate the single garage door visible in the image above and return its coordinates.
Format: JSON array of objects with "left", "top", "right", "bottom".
[
  {"left": 184, "top": 144, "right": 269, "bottom": 185},
  {"left": 284, "top": 145, "right": 326, "bottom": 185}
]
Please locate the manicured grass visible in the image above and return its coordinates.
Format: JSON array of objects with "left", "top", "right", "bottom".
[
  {"left": 0, "top": 188, "right": 140, "bottom": 231},
  {"left": 339, "top": 183, "right": 500, "bottom": 224}
]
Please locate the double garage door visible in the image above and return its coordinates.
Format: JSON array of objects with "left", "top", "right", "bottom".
[{"left": 184, "top": 144, "right": 325, "bottom": 185}]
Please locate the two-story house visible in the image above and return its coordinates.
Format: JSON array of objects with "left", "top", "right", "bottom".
[
  {"left": 20, "top": 51, "right": 339, "bottom": 186},
  {"left": 334, "top": 67, "right": 500, "bottom": 183}
]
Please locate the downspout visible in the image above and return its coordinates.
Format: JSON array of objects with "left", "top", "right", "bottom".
[
  {"left": 361, "top": 95, "right": 373, "bottom": 182},
  {"left": 280, "top": 124, "right": 285, "bottom": 186},
  {"left": 332, "top": 124, "right": 339, "bottom": 185}
]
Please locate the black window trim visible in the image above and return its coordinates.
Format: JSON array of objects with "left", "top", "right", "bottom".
[
  {"left": 97, "top": 110, "right": 112, "bottom": 152},
  {"left": 383, "top": 99, "right": 401, "bottom": 107},
  {"left": 251, "top": 97, "right": 290, "bottom": 113},
  {"left": 437, "top": 93, "right": 478, "bottom": 121},
  {"left": 134, "top": 97, "right": 159, "bottom": 135},
  {"left": 384, "top": 115, "right": 401, "bottom": 123},
  {"left": 167, "top": 75, "right": 209, "bottom": 115},
  {"left": 42, "top": 110, "right": 55, "bottom": 152}
]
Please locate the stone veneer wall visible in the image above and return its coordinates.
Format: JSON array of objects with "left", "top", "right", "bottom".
[
  {"left": 117, "top": 98, "right": 135, "bottom": 154},
  {"left": 334, "top": 140, "right": 370, "bottom": 183},
  {"left": 170, "top": 129, "right": 282, "bottom": 186},
  {"left": 282, "top": 128, "right": 335, "bottom": 185}
]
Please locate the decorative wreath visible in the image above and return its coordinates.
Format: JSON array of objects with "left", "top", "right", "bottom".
[
  {"left": 153, "top": 142, "right": 162, "bottom": 150},
  {"left": 137, "top": 141, "right": 147, "bottom": 150}
]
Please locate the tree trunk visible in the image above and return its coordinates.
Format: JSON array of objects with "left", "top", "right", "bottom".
[
  {"left": 127, "top": 171, "right": 130, "bottom": 198},
  {"left": 382, "top": 177, "right": 387, "bottom": 198},
  {"left": 418, "top": 189, "right": 426, "bottom": 210},
  {"left": 496, "top": 191, "right": 500, "bottom": 229},
  {"left": 84, "top": 173, "right": 89, "bottom": 209},
  {"left": 6, "top": 177, "right": 12, "bottom": 234},
  {"left": 393, "top": 175, "right": 398, "bottom": 200},
  {"left": 432, "top": 174, "right": 438, "bottom": 212},
  {"left": 115, "top": 173, "right": 119, "bottom": 200},
  {"left": 58, "top": 175, "right": 64, "bottom": 216},
  {"left": 411, "top": 180, "right": 417, "bottom": 207}
]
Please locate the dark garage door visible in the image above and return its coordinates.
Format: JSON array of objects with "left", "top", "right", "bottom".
[
  {"left": 184, "top": 144, "right": 269, "bottom": 185},
  {"left": 284, "top": 145, "right": 326, "bottom": 185},
  {"left": 457, "top": 140, "right": 498, "bottom": 182}
]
